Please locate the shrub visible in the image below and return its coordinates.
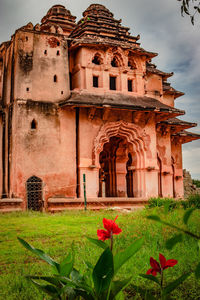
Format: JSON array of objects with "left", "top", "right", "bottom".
[
  {"left": 187, "top": 193, "right": 200, "bottom": 209},
  {"left": 147, "top": 197, "right": 179, "bottom": 211}
]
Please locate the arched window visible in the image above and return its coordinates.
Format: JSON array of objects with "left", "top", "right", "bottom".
[
  {"left": 128, "top": 52, "right": 136, "bottom": 70},
  {"left": 92, "top": 53, "right": 102, "bottom": 65},
  {"left": 111, "top": 56, "right": 119, "bottom": 67},
  {"left": 26, "top": 176, "right": 43, "bottom": 211}
]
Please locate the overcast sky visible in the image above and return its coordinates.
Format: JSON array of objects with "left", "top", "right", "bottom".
[{"left": 0, "top": 0, "right": 199, "bottom": 179}]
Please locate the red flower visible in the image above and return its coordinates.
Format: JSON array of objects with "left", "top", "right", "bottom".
[
  {"left": 97, "top": 216, "right": 122, "bottom": 241},
  {"left": 147, "top": 253, "right": 178, "bottom": 276}
]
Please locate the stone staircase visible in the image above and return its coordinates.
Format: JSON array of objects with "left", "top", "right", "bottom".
[
  {"left": 47, "top": 197, "right": 148, "bottom": 212},
  {"left": 0, "top": 198, "right": 23, "bottom": 213}
]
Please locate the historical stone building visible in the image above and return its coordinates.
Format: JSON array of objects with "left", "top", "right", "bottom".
[{"left": 0, "top": 4, "right": 199, "bottom": 211}]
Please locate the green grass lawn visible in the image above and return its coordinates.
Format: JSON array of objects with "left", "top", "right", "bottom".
[{"left": 0, "top": 208, "right": 199, "bottom": 299}]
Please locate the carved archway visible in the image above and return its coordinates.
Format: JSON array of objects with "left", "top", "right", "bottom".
[{"left": 93, "top": 121, "right": 149, "bottom": 197}]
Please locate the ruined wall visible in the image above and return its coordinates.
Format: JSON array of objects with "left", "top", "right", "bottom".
[
  {"left": 10, "top": 101, "right": 76, "bottom": 204},
  {"left": 14, "top": 30, "right": 70, "bottom": 102},
  {"left": 183, "top": 169, "right": 200, "bottom": 197}
]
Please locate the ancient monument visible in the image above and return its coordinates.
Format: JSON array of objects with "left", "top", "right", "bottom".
[{"left": 0, "top": 4, "right": 199, "bottom": 211}]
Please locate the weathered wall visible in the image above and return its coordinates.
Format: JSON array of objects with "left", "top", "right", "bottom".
[
  {"left": 70, "top": 47, "right": 146, "bottom": 96},
  {"left": 14, "top": 30, "right": 70, "bottom": 102},
  {"left": 10, "top": 101, "right": 76, "bottom": 205},
  {"left": 0, "top": 115, "right": 2, "bottom": 196},
  {"left": 156, "top": 129, "right": 173, "bottom": 197},
  {"left": 171, "top": 141, "right": 184, "bottom": 198}
]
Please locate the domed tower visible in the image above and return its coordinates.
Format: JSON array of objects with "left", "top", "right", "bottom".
[
  {"left": 69, "top": 3, "right": 139, "bottom": 43},
  {"left": 41, "top": 4, "right": 76, "bottom": 36}
]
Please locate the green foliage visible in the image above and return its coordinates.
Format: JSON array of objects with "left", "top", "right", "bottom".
[
  {"left": 18, "top": 232, "right": 143, "bottom": 299},
  {"left": 148, "top": 195, "right": 200, "bottom": 210},
  {"left": 1, "top": 210, "right": 200, "bottom": 299},
  {"left": 187, "top": 194, "right": 200, "bottom": 209},
  {"left": 192, "top": 179, "right": 200, "bottom": 188}
]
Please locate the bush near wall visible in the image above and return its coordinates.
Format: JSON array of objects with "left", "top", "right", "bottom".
[{"left": 147, "top": 194, "right": 200, "bottom": 210}]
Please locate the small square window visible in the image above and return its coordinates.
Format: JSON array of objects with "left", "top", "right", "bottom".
[
  {"left": 128, "top": 80, "right": 133, "bottom": 92},
  {"left": 110, "top": 76, "right": 116, "bottom": 90},
  {"left": 93, "top": 76, "right": 99, "bottom": 88}
]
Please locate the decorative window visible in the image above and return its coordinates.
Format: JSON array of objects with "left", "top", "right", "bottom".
[
  {"left": 110, "top": 76, "right": 116, "bottom": 90},
  {"left": 111, "top": 57, "right": 119, "bottom": 67},
  {"left": 128, "top": 52, "right": 137, "bottom": 69},
  {"left": 128, "top": 80, "right": 133, "bottom": 92},
  {"left": 93, "top": 76, "right": 99, "bottom": 88},
  {"left": 92, "top": 53, "right": 103, "bottom": 65}
]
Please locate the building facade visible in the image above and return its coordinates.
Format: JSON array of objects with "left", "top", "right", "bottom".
[{"left": 0, "top": 4, "right": 199, "bottom": 211}]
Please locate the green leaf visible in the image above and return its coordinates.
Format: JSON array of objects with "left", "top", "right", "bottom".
[
  {"left": 163, "top": 273, "right": 190, "bottom": 295},
  {"left": 165, "top": 234, "right": 183, "bottom": 250},
  {"left": 195, "top": 262, "right": 200, "bottom": 279},
  {"left": 59, "top": 252, "right": 74, "bottom": 276},
  {"left": 109, "top": 277, "right": 132, "bottom": 299},
  {"left": 87, "top": 236, "right": 108, "bottom": 249},
  {"left": 26, "top": 276, "right": 62, "bottom": 287},
  {"left": 139, "top": 274, "right": 160, "bottom": 286},
  {"left": 70, "top": 268, "right": 83, "bottom": 282},
  {"left": 18, "top": 237, "right": 59, "bottom": 271},
  {"left": 147, "top": 215, "right": 162, "bottom": 222},
  {"left": 29, "top": 279, "right": 59, "bottom": 297},
  {"left": 92, "top": 247, "right": 114, "bottom": 295},
  {"left": 114, "top": 238, "right": 143, "bottom": 274},
  {"left": 61, "top": 286, "right": 77, "bottom": 300},
  {"left": 183, "top": 208, "right": 195, "bottom": 225},
  {"left": 131, "top": 284, "right": 156, "bottom": 300}
]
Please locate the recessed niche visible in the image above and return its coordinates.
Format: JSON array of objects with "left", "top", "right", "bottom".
[{"left": 31, "top": 119, "right": 37, "bottom": 130}]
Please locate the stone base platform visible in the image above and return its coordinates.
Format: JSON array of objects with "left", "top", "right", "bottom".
[
  {"left": 47, "top": 197, "right": 148, "bottom": 212},
  {"left": 0, "top": 198, "right": 23, "bottom": 213}
]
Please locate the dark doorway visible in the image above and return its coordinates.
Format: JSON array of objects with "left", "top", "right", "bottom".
[
  {"left": 126, "top": 153, "right": 134, "bottom": 197},
  {"left": 157, "top": 156, "right": 162, "bottom": 197},
  {"left": 171, "top": 157, "right": 176, "bottom": 198},
  {"left": 26, "top": 176, "right": 43, "bottom": 211}
]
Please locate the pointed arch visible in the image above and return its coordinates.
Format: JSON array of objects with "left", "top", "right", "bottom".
[
  {"left": 92, "top": 121, "right": 147, "bottom": 168},
  {"left": 92, "top": 52, "right": 103, "bottom": 65}
]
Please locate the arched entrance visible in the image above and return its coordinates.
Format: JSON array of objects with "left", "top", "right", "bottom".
[
  {"left": 93, "top": 121, "right": 147, "bottom": 198},
  {"left": 26, "top": 176, "right": 43, "bottom": 211},
  {"left": 99, "top": 136, "right": 135, "bottom": 197}
]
